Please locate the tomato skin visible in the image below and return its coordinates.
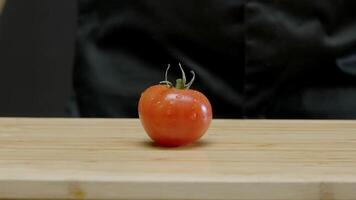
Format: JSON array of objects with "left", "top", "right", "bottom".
[{"left": 138, "top": 85, "right": 212, "bottom": 147}]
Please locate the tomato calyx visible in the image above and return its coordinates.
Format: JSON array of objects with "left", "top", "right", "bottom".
[{"left": 159, "top": 63, "right": 195, "bottom": 89}]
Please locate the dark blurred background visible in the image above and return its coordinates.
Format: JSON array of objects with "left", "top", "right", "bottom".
[
  {"left": 1, "top": 0, "right": 356, "bottom": 118},
  {"left": 0, "top": 0, "right": 76, "bottom": 117}
]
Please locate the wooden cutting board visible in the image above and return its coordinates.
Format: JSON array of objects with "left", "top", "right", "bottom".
[{"left": 0, "top": 118, "right": 356, "bottom": 200}]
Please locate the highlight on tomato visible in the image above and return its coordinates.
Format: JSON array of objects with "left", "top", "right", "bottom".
[{"left": 138, "top": 63, "right": 212, "bottom": 147}]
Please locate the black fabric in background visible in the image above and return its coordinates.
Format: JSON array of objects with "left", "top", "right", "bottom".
[
  {"left": 244, "top": 0, "right": 356, "bottom": 118},
  {"left": 73, "top": 0, "right": 245, "bottom": 118},
  {"left": 1, "top": 0, "right": 356, "bottom": 118},
  {"left": 74, "top": 0, "right": 356, "bottom": 119},
  {"left": 0, "top": 0, "right": 76, "bottom": 116}
]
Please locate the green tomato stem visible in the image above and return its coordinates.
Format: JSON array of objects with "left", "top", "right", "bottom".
[
  {"left": 160, "top": 63, "right": 196, "bottom": 89},
  {"left": 175, "top": 78, "right": 185, "bottom": 89}
]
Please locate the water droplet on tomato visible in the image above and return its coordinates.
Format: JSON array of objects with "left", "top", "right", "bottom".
[
  {"left": 190, "top": 113, "right": 197, "bottom": 120},
  {"left": 176, "top": 94, "right": 183, "bottom": 99},
  {"left": 166, "top": 109, "right": 172, "bottom": 116},
  {"left": 193, "top": 98, "right": 198, "bottom": 103},
  {"left": 156, "top": 101, "right": 161, "bottom": 105}
]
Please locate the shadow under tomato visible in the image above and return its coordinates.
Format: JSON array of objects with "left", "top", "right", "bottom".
[{"left": 139, "top": 140, "right": 211, "bottom": 150}]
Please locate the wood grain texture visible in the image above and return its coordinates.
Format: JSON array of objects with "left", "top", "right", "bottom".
[{"left": 0, "top": 118, "right": 356, "bottom": 200}]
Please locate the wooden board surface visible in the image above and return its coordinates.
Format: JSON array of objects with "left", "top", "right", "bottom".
[{"left": 0, "top": 118, "right": 356, "bottom": 200}]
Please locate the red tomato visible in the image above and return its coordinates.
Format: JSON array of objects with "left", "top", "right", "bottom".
[{"left": 138, "top": 64, "right": 212, "bottom": 147}]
